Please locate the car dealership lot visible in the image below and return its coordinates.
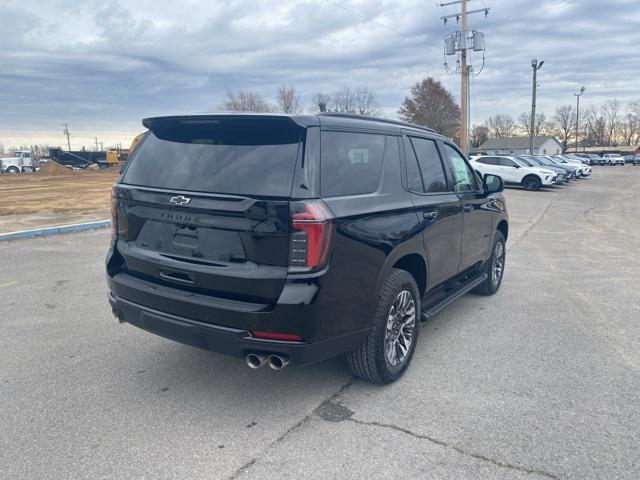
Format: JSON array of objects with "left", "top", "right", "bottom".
[{"left": 1, "top": 168, "right": 639, "bottom": 480}]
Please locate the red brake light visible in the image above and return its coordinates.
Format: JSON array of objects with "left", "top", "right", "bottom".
[
  {"left": 252, "top": 331, "right": 303, "bottom": 342},
  {"left": 289, "top": 201, "right": 334, "bottom": 270}
]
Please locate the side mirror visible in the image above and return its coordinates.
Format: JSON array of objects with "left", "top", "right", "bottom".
[
  {"left": 513, "top": 164, "right": 520, "bottom": 168},
  {"left": 483, "top": 174, "right": 504, "bottom": 195}
]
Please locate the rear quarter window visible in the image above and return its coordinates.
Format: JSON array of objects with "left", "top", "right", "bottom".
[{"left": 320, "top": 131, "right": 385, "bottom": 197}]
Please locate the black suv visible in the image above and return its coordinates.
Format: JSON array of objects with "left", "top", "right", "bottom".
[{"left": 107, "top": 113, "right": 508, "bottom": 383}]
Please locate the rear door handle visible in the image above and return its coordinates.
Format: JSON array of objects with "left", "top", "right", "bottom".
[
  {"left": 462, "top": 204, "right": 474, "bottom": 213},
  {"left": 422, "top": 211, "right": 439, "bottom": 221}
]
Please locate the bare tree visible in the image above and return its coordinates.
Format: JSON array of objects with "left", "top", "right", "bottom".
[
  {"left": 485, "top": 114, "right": 516, "bottom": 139},
  {"left": 218, "top": 90, "right": 272, "bottom": 112},
  {"left": 353, "top": 87, "right": 381, "bottom": 116},
  {"left": 624, "top": 99, "right": 640, "bottom": 145},
  {"left": 585, "top": 105, "right": 606, "bottom": 146},
  {"left": 551, "top": 105, "right": 575, "bottom": 151},
  {"left": 275, "top": 85, "right": 303, "bottom": 114},
  {"left": 602, "top": 99, "right": 620, "bottom": 145},
  {"left": 330, "top": 86, "right": 380, "bottom": 116},
  {"left": 618, "top": 113, "right": 640, "bottom": 146},
  {"left": 518, "top": 112, "right": 548, "bottom": 137},
  {"left": 398, "top": 77, "right": 460, "bottom": 139},
  {"left": 470, "top": 124, "right": 489, "bottom": 148},
  {"left": 311, "top": 93, "right": 331, "bottom": 113}
]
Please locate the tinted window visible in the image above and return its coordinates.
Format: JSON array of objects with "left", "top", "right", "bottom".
[
  {"left": 478, "top": 157, "right": 498, "bottom": 165},
  {"left": 404, "top": 138, "right": 424, "bottom": 192},
  {"left": 321, "top": 132, "right": 385, "bottom": 197},
  {"left": 123, "top": 118, "right": 303, "bottom": 196},
  {"left": 441, "top": 144, "right": 477, "bottom": 192},
  {"left": 409, "top": 137, "right": 448, "bottom": 193},
  {"left": 499, "top": 157, "right": 517, "bottom": 167}
]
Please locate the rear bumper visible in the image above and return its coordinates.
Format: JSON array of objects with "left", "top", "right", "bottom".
[{"left": 107, "top": 275, "right": 369, "bottom": 366}]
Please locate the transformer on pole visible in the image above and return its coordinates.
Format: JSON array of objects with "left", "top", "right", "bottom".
[{"left": 440, "top": 1, "right": 489, "bottom": 156}]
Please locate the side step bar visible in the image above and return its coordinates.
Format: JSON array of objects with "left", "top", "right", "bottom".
[{"left": 421, "top": 273, "right": 488, "bottom": 321}]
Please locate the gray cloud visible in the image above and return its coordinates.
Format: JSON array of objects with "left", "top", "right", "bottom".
[{"left": 0, "top": 0, "right": 639, "bottom": 147}]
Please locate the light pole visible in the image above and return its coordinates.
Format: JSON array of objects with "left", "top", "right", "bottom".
[
  {"left": 530, "top": 59, "right": 544, "bottom": 154},
  {"left": 574, "top": 86, "right": 585, "bottom": 152}
]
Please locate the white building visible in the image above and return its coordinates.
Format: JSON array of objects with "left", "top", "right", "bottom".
[{"left": 473, "top": 136, "right": 563, "bottom": 156}]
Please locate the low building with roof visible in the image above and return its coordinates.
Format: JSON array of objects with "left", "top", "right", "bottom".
[{"left": 471, "top": 136, "right": 562, "bottom": 156}]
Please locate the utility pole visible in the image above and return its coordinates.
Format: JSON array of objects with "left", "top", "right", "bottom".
[
  {"left": 63, "top": 123, "right": 71, "bottom": 151},
  {"left": 574, "top": 86, "right": 585, "bottom": 152},
  {"left": 440, "top": 0, "right": 489, "bottom": 156},
  {"left": 460, "top": 0, "right": 468, "bottom": 154},
  {"left": 95, "top": 137, "right": 99, "bottom": 152},
  {"left": 529, "top": 59, "right": 544, "bottom": 154}
]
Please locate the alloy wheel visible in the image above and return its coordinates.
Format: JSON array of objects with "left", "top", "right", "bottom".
[
  {"left": 492, "top": 241, "right": 505, "bottom": 285},
  {"left": 384, "top": 290, "right": 416, "bottom": 367}
]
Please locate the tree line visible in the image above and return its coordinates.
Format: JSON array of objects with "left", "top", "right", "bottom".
[
  {"left": 471, "top": 99, "right": 640, "bottom": 150},
  {"left": 218, "top": 85, "right": 381, "bottom": 116},
  {"left": 220, "top": 79, "right": 640, "bottom": 152}
]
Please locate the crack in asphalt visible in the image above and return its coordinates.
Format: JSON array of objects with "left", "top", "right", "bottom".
[
  {"left": 226, "top": 379, "right": 354, "bottom": 480},
  {"left": 511, "top": 192, "right": 558, "bottom": 248},
  {"left": 345, "top": 416, "right": 559, "bottom": 479}
]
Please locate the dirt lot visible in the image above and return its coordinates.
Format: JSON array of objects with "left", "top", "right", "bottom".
[{"left": 0, "top": 164, "right": 118, "bottom": 216}]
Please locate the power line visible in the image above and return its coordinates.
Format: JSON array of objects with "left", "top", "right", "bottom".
[{"left": 321, "top": 0, "right": 405, "bottom": 36}]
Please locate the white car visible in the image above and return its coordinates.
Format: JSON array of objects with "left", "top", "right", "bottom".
[
  {"left": 470, "top": 155, "right": 557, "bottom": 190},
  {"left": 602, "top": 154, "right": 625, "bottom": 166},
  {"left": 551, "top": 155, "right": 592, "bottom": 176}
]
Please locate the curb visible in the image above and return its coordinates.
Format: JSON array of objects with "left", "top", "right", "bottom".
[{"left": 0, "top": 220, "right": 111, "bottom": 241}]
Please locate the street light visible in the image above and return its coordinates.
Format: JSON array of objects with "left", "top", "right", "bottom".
[
  {"left": 530, "top": 59, "right": 544, "bottom": 154},
  {"left": 574, "top": 86, "right": 585, "bottom": 152}
]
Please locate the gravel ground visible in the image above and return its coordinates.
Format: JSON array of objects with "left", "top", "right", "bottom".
[{"left": 1, "top": 167, "right": 638, "bottom": 479}]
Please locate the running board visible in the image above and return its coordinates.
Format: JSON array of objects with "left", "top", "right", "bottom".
[{"left": 421, "top": 273, "right": 488, "bottom": 321}]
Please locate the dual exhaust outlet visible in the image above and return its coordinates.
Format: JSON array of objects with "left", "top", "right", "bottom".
[{"left": 245, "top": 352, "right": 290, "bottom": 371}]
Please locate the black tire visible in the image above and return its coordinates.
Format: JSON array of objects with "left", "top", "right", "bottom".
[
  {"left": 6, "top": 166, "right": 19, "bottom": 174},
  {"left": 347, "top": 268, "right": 420, "bottom": 384},
  {"left": 522, "top": 175, "right": 541, "bottom": 190},
  {"left": 473, "top": 231, "right": 506, "bottom": 296}
]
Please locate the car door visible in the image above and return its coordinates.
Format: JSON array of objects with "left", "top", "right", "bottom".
[
  {"left": 497, "top": 157, "right": 523, "bottom": 183},
  {"left": 474, "top": 157, "right": 502, "bottom": 178},
  {"left": 402, "top": 134, "right": 463, "bottom": 289},
  {"left": 439, "top": 142, "right": 494, "bottom": 271}
]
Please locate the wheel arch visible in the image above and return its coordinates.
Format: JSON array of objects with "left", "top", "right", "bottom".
[
  {"left": 497, "top": 219, "right": 508, "bottom": 241},
  {"left": 374, "top": 239, "right": 428, "bottom": 301}
]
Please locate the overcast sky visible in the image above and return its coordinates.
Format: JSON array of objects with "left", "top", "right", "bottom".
[{"left": 1, "top": 0, "right": 639, "bottom": 148}]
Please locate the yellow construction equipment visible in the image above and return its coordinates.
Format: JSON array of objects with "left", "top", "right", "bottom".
[{"left": 105, "top": 132, "right": 146, "bottom": 166}]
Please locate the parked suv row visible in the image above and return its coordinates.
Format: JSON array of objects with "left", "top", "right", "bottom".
[{"left": 107, "top": 113, "right": 509, "bottom": 384}]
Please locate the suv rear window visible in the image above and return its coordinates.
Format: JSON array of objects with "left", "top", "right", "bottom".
[
  {"left": 122, "top": 117, "right": 303, "bottom": 197},
  {"left": 321, "top": 131, "right": 385, "bottom": 197}
]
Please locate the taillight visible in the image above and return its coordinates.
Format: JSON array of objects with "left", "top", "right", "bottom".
[
  {"left": 110, "top": 185, "right": 118, "bottom": 237},
  {"left": 289, "top": 200, "right": 334, "bottom": 270},
  {"left": 110, "top": 185, "right": 128, "bottom": 239}
]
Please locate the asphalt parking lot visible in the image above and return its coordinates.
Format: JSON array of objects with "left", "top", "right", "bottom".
[{"left": 1, "top": 167, "right": 639, "bottom": 480}]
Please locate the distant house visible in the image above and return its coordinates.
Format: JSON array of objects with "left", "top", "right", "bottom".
[{"left": 473, "top": 136, "right": 562, "bottom": 156}]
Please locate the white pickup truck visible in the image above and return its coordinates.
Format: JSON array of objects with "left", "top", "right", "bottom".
[{"left": 0, "top": 150, "right": 36, "bottom": 173}]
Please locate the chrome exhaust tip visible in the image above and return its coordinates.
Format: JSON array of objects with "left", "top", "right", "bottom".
[
  {"left": 245, "top": 353, "right": 268, "bottom": 369},
  {"left": 267, "top": 354, "right": 290, "bottom": 371}
]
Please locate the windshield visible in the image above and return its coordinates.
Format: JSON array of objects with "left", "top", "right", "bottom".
[
  {"left": 516, "top": 157, "right": 534, "bottom": 167},
  {"left": 123, "top": 118, "right": 304, "bottom": 197}
]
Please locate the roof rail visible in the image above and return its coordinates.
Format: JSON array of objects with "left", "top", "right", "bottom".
[{"left": 318, "top": 112, "right": 437, "bottom": 134}]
